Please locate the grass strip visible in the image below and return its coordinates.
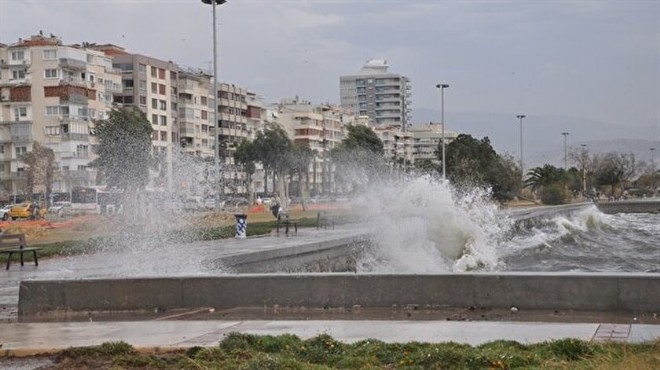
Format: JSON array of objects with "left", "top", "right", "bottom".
[{"left": 41, "top": 334, "right": 660, "bottom": 370}]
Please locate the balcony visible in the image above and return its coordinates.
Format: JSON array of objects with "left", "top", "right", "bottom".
[
  {"left": 59, "top": 169, "right": 96, "bottom": 181},
  {"left": 61, "top": 132, "right": 90, "bottom": 141},
  {"left": 59, "top": 58, "right": 86, "bottom": 71},
  {"left": 61, "top": 151, "right": 90, "bottom": 159}
]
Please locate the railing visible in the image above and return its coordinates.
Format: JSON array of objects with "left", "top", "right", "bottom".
[
  {"left": 59, "top": 58, "right": 86, "bottom": 70},
  {"left": 61, "top": 133, "right": 89, "bottom": 141}
]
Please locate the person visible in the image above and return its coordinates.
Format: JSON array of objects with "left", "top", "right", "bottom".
[{"left": 270, "top": 201, "right": 280, "bottom": 218}]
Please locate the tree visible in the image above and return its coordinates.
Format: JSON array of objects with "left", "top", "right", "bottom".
[
  {"left": 253, "top": 124, "right": 293, "bottom": 204},
  {"left": 90, "top": 107, "right": 153, "bottom": 192},
  {"left": 525, "top": 165, "right": 567, "bottom": 193},
  {"left": 444, "top": 134, "right": 519, "bottom": 201},
  {"left": 525, "top": 164, "right": 569, "bottom": 204},
  {"left": 22, "top": 141, "right": 55, "bottom": 202},
  {"left": 594, "top": 152, "right": 637, "bottom": 196},
  {"left": 330, "top": 125, "right": 385, "bottom": 192},
  {"left": 233, "top": 139, "right": 257, "bottom": 205}
]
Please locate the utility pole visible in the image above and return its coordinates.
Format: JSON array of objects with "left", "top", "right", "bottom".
[
  {"left": 516, "top": 115, "right": 526, "bottom": 183},
  {"left": 562, "top": 132, "right": 569, "bottom": 170}
]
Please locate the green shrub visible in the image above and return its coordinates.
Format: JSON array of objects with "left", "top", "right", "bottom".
[{"left": 540, "top": 183, "right": 569, "bottom": 205}]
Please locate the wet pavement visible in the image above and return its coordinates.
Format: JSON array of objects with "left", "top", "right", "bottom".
[
  {"left": 2, "top": 320, "right": 659, "bottom": 356},
  {"left": 2, "top": 220, "right": 659, "bottom": 357},
  {"left": 1, "top": 226, "right": 366, "bottom": 321}
]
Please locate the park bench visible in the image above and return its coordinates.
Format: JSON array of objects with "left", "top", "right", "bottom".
[
  {"left": 317, "top": 211, "right": 335, "bottom": 230},
  {"left": 277, "top": 213, "right": 298, "bottom": 236},
  {"left": 0, "top": 233, "right": 40, "bottom": 270}
]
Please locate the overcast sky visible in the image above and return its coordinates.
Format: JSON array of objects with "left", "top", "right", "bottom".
[{"left": 1, "top": 0, "right": 659, "bottom": 144}]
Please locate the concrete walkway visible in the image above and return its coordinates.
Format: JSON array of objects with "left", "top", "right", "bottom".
[
  {"left": 1, "top": 225, "right": 366, "bottom": 320},
  {"left": 2, "top": 320, "right": 659, "bottom": 356}
]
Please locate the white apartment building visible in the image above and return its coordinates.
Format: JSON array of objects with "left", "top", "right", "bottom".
[
  {"left": 374, "top": 126, "right": 414, "bottom": 166},
  {"left": 408, "top": 123, "right": 459, "bottom": 163},
  {"left": 277, "top": 98, "right": 347, "bottom": 195},
  {"left": 177, "top": 68, "right": 214, "bottom": 158},
  {"left": 0, "top": 34, "right": 121, "bottom": 198},
  {"left": 340, "top": 59, "right": 411, "bottom": 129}
]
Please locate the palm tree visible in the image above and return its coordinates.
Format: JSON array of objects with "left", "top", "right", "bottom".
[{"left": 525, "top": 165, "right": 567, "bottom": 193}]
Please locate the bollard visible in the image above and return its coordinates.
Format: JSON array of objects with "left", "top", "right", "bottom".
[{"left": 234, "top": 213, "right": 248, "bottom": 239}]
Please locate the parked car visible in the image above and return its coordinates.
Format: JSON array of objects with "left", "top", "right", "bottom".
[
  {"left": 9, "top": 202, "right": 46, "bottom": 220},
  {"left": 0, "top": 204, "right": 12, "bottom": 221},
  {"left": 48, "top": 201, "right": 72, "bottom": 217}
]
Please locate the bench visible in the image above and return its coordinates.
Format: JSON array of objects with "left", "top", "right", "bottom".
[
  {"left": 317, "top": 211, "right": 335, "bottom": 229},
  {"left": 0, "top": 234, "right": 40, "bottom": 270},
  {"left": 277, "top": 214, "right": 298, "bottom": 236}
]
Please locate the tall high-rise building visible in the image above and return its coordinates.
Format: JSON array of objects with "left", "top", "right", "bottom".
[
  {"left": 0, "top": 34, "right": 121, "bottom": 198},
  {"left": 340, "top": 59, "right": 411, "bottom": 129}
]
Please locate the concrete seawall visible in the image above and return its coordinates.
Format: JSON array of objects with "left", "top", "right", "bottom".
[
  {"left": 595, "top": 200, "right": 660, "bottom": 214},
  {"left": 18, "top": 273, "right": 660, "bottom": 322}
]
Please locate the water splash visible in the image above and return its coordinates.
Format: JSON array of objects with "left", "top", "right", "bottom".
[{"left": 352, "top": 174, "right": 511, "bottom": 273}]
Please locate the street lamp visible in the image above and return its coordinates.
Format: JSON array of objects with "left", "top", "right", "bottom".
[
  {"left": 651, "top": 147, "right": 656, "bottom": 195},
  {"left": 436, "top": 84, "right": 449, "bottom": 179},
  {"left": 581, "top": 144, "right": 587, "bottom": 194},
  {"left": 201, "top": 0, "right": 227, "bottom": 209},
  {"left": 516, "top": 114, "right": 526, "bottom": 182},
  {"left": 561, "top": 132, "right": 569, "bottom": 170}
]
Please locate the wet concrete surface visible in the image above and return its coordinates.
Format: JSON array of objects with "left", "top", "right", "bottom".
[{"left": 1, "top": 226, "right": 367, "bottom": 322}]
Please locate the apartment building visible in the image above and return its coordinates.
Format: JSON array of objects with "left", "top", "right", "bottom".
[
  {"left": 277, "top": 98, "right": 347, "bottom": 195},
  {"left": 374, "top": 126, "right": 414, "bottom": 166},
  {"left": 90, "top": 45, "right": 180, "bottom": 188},
  {"left": 0, "top": 34, "right": 121, "bottom": 198},
  {"left": 177, "top": 68, "right": 214, "bottom": 158},
  {"left": 340, "top": 59, "right": 412, "bottom": 129},
  {"left": 408, "top": 123, "right": 459, "bottom": 163}
]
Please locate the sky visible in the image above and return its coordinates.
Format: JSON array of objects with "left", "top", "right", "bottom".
[{"left": 1, "top": 0, "right": 659, "bottom": 155}]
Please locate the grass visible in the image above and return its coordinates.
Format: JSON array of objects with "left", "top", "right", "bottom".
[{"left": 39, "top": 335, "right": 660, "bottom": 370}]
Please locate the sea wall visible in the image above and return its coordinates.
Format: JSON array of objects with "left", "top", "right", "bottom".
[
  {"left": 18, "top": 273, "right": 660, "bottom": 322},
  {"left": 595, "top": 200, "right": 660, "bottom": 214}
]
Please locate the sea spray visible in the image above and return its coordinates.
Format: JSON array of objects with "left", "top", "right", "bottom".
[{"left": 351, "top": 175, "right": 510, "bottom": 272}]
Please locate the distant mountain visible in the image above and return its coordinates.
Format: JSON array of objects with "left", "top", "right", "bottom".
[{"left": 411, "top": 108, "right": 659, "bottom": 167}]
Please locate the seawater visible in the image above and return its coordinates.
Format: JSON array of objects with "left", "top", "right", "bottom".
[{"left": 353, "top": 175, "right": 660, "bottom": 273}]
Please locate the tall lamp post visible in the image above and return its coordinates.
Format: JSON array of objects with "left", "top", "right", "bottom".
[
  {"left": 581, "top": 144, "right": 588, "bottom": 194},
  {"left": 202, "top": 0, "right": 227, "bottom": 209},
  {"left": 436, "top": 84, "right": 449, "bottom": 179},
  {"left": 651, "top": 147, "right": 656, "bottom": 195},
  {"left": 516, "top": 114, "right": 526, "bottom": 182},
  {"left": 561, "top": 132, "right": 569, "bottom": 170}
]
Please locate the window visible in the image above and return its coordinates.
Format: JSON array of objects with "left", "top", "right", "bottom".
[
  {"left": 201, "top": 110, "right": 208, "bottom": 120},
  {"left": 151, "top": 98, "right": 158, "bottom": 109},
  {"left": 43, "top": 50, "right": 57, "bottom": 60},
  {"left": 160, "top": 131, "right": 167, "bottom": 141},
  {"left": 86, "top": 54, "right": 94, "bottom": 63},
  {"left": 139, "top": 96, "right": 147, "bottom": 106},
  {"left": 12, "top": 69, "right": 26, "bottom": 80},
  {"left": 170, "top": 71, "right": 177, "bottom": 81},
  {"left": 158, "top": 84, "right": 166, "bottom": 95},
  {"left": 138, "top": 63, "right": 146, "bottom": 74},
  {"left": 0, "top": 145, "right": 4, "bottom": 154},
  {"left": 77, "top": 165, "right": 87, "bottom": 171},
  {"left": 11, "top": 50, "right": 25, "bottom": 61},
  {"left": 46, "top": 106, "right": 60, "bottom": 116},
  {"left": 160, "top": 115, "right": 167, "bottom": 126},
  {"left": 201, "top": 96, "right": 208, "bottom": 106},
  {"left": 158, "top": 68, "right": 165, "bottom": 79},
  {"left": 151, "top": 114, "right": 158, "bottom": 125},
  {"left": 151, "top": 82, "right": 157, "bottom": 94},
  {"left": 15, "top": 146, "right": 27, "bottom": 156},
  {"left": 159, "top": 100, "right": 166, "bottom": 110},
  {"left": 44, "top": 68, "right": 59, "bottom": 79},
  {"left": 14, "top": 107, "right": 27, "bottom": 119},
  {"left": 139, "top": 80, "right": 146, "bottom": 91},
  {"left": 151, "top": 66, "right": 157, "bottom": 78},
  {"left": 122, "top": 79, "right": 134, "bottom": 88},
  {"left": 46, "top": 126, "right": 61, "bottom": 135}
]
